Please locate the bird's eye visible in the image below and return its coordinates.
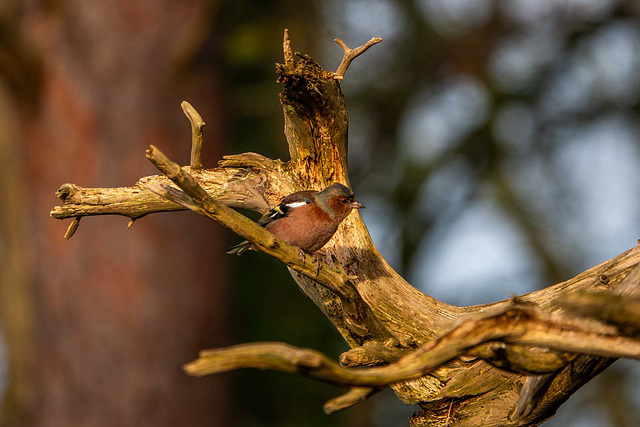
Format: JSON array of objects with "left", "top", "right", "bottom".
[{"left": 341, "top": 198, "right": 348, "bottom": 204}]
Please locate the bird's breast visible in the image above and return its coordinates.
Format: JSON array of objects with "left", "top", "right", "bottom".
[{"left": 265, "top": 205, "right": 338, "bottom": 253}]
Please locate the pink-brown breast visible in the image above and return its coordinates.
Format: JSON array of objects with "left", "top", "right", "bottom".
[{"left": 265, "top": 203, "right": 339, "bottom": 253}]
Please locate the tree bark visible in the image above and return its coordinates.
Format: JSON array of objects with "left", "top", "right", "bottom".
[
  {"left": 2, "top": 2, "right": 233, "bottom": 426},
  {"left": 49, "top": 31, "right": 640, "bottom": 426}
]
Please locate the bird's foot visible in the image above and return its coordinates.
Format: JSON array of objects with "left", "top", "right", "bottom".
[{"left": 313, "top": 253, "right": 322, "bottom": 276}]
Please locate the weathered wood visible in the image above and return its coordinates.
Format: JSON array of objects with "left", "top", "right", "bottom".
[
  {"left": 144, "top": 145, "right": 391, "bottom": 345},
  {"left": 49, "top": 31, "right": 640, "bottom": 426},
  {"left": 183, "top": 301, "right": 640, "bottom": 412},
  {"left": 51, "top": 166, "right": 274, "bottom": 220}
]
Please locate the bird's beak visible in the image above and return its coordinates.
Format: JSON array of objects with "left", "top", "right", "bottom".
[{"left": 350, "top": 201, "right": 365, "bottom": 209}]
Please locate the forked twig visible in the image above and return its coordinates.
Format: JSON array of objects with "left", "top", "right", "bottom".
[{"left": 334, "top": 37, "right": 383, "bottom": 80}]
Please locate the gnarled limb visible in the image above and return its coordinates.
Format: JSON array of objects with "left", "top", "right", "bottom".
[
  {"left": 50, "top": 30, "right": 640, "bottom": 426},
  {"left": 184, "top": 300, "right": 640, "bottom": 413}
]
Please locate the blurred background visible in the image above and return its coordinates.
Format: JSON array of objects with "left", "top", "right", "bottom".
[{"left": 1, "top": 0, "right": 640, "bottom": 426}]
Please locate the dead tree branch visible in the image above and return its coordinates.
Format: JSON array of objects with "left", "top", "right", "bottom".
[
  {"left": 183, "top": 301, "right": 640, "bottom": 413},
  {"left": 144, "top": 144, "right": 391, "bottom": 342},
  {"left": 50, "top": 30, "right": 640, "bottom": 426},
  {"left": 334, "top": 37, "right": 383, "bottom": 80},
  {"left": 182, "top": 101, "right": 205, "bottom": 170}
]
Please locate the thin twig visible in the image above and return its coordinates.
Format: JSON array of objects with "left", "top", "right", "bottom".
[
  {"left": 181, "top": 101, "right": 205, "bottom": 170},
  {"left": 334, "top": 37, "right": 382, "bottom": 80},
  {"left": 323, "top": 387, "right": 380, "bottom": 414}
]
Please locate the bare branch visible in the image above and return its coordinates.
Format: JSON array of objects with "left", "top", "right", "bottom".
[
  {"left": 50, "top": 166, "right": 273, "bottom": 223},
  {"left": 51, "top": 181, "right": 181, "bottom": 220},
  {"left": 323, "top": 387, "right": 380, "bottom": 414},
  {"left": 185, "top": 342, "right": 346, "bottom": 379},
  {"left": 185, "top": 302, "right": 640, "bottom": 383},
  {"left": 218, "top": 152, "right": 281, "bottom": 169},
  {"left": 144, "top": 144, "right": 392, "bottom": 342},
  {"left": 334, "top": 37, "right": 382, "bottom": 79},
  {"left": 512, "top": 258, "right": 640, "bottom": 421},
  {"left": 181, "top": 101, "right": 205, "bottom": 170}
]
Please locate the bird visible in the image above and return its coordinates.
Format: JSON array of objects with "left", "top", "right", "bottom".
[{"left": 226, "top": 183, "right": 364, "bottom": 257}]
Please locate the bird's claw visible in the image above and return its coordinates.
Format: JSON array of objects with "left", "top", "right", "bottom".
[
  {"left": 313, "top": 253, "right": 322, "bottom": 276},
  {"left": 297, "top": 247, "right": 322, "bottom": 276}
]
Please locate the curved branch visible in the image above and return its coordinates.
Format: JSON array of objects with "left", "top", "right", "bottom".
[
  {"left": 181, "top": 298, "right": 640, "bottom": 414},
  {"left": 184, "top": 303, "right": 640, "bottom": 399},
  {"left": 181, "top": 101, "right": 205, "bottom": 170}
]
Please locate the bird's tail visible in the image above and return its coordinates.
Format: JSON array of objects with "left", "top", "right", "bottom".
[{"left": 225, "top": 240, "right": 253, "bottom": 255}]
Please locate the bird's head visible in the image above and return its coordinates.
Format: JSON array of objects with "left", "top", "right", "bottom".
[{"left": 318, "top": 183, "right": 364, "bottom": 219}]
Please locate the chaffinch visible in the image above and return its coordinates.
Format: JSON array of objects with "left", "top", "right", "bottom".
[{"left": 226, "top": 183, "right": 364, "bottom": 256}]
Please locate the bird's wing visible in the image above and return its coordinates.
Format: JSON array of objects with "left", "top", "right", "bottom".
[{"left": 258, "top": 190, "right": 317, "bottom": 226}]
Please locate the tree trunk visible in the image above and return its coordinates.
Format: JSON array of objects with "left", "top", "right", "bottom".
[{"left": 1, "top": 2, "right": 232, "bottom": 426}]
